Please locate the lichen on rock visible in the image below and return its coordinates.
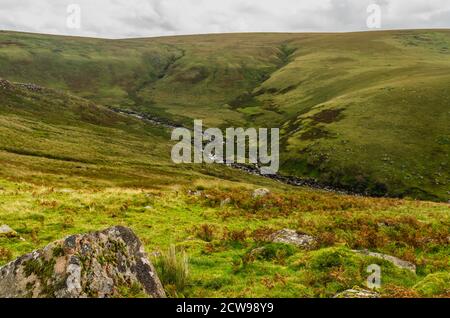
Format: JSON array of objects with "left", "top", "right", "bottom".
[
  {"left": 269, "top": 229, "right": 317, "bottom": 249},
  {"left": 0, "top": 226, "right": 166, "bottom": 298}
]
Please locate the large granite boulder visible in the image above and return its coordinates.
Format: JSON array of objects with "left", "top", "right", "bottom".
[{"left": 0, "top": 226, "right": 166, "bottom": 298}]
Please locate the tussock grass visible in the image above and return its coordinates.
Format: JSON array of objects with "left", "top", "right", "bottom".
[{"left": 155, "top": 245, "right": 190, "bottom": 297}]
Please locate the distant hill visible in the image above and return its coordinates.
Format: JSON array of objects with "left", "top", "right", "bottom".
[
  {"left": 0, "top": 78, "right": 267, "bottom": 189},
  {"left": 0, "top": 30, "right": 449, "bottom": 200}
]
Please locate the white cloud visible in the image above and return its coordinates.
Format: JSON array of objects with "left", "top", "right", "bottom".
[{"left": 0, "top": 0, "right": 449, "bottom": 38}]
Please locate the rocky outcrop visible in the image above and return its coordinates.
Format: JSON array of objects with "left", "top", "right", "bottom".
[
  {"left": 334, "top": 288, "right": 380, "bottom": 298},
  {"left": 0, "top": 226, "right": 166, "bottom": 298},
  {"left": 16, "top": 83, "right": 44, "bottom": 92},
  {"left": 269, "top": 229, "right": 317, "bottom": 249},
  {"left": 352, "top": 249, "right": 416, "bottom": 273}
]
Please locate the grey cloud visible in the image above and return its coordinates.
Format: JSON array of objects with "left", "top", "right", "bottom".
[{"left": 0, "top": 0, "right": 449, "bottom": 38}]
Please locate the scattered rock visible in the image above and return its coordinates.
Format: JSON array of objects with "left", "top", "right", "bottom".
[
  {"left": 253, "top": 188, "right": 270, "bottom": 198},
  {"left": 59, "top": 189, "right": 73, "bottom": 193},
  {"left": 248, "top": 247, "right": 266, "bottom": 259},
  {"left": 0, "top": 226, "right": 166, "bottom": 298},
  {"left": 187, "top": 190, "right": 202, "bottom": 196},
  {"left": 334, "top": 288, "right": 380, "bottom": 298},
  {"left": 17, "top": 83, "right": 44, "bottom": 92},
  {"left": 220, "top": 198, "right": 231, "bottom": 207},
  {"left": 0, "top": 79, "right": 14, "bottom": 90},
  {"left": 0, "top": 224, "right": 18, "bottom": 238},
  {"left": 352, "top": 249, "right": 416, "bottom": 273},
  {"left": 377, "top": 221, "right": 390, "bottom": 228},
  {"left": 269, "top": 229, "right": 316, "bottom": 249}
]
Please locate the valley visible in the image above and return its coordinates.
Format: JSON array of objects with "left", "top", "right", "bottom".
[{"left": 0, "top": 30, "right": 449, "bottom": 298}]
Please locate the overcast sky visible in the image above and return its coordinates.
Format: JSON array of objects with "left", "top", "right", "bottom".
[{"left": 0, "top": 0, "right": 449, "bottom": 38}]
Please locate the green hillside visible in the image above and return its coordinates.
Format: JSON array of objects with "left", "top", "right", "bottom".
[
  {"left": 0, "top": 36, "right": 449, "bottom": 297},
  {"left": 0, "top": 78, "right": 278, "bottom": 190},
  {"left": 0, "top": 80, "right": 449, "bottom": 298},
  {"left": 0, "top": 30, "right": 448, "bottom": 200}
]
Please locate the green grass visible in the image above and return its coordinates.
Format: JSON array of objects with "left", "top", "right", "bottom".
[
  {"left": 0, "top": 180, "right": 448, "bottom": 297},
  {"left": 0, "top": 30, "right": 449, "bottom": 298}
]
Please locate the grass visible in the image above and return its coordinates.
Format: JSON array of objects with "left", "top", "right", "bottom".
[
  {"left": 155, "top": 245, "right": 190, "bottom": 297},
  {"left": 0, "top": 180, "right": 448, "bottom": 297},
  {"left": 0, "top": 30, "right": 449, "bottom": 298}
]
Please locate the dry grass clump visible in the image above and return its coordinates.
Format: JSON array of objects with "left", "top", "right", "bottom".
[{"left": 155, "top": 245, "right": 189, "bottom": 297}]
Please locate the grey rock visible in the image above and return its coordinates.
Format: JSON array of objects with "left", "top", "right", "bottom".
[
  {"left": 248, "top": 247, "right": 266, "bottom": 259},
  {"left": 0, "top": 224, "right": 18, "bottom": 237},
  {"left": 17, "top": 83, "right": 44, "bottom": 92},
  {"left": 0, "top": 226, "right": 166, "bottom": 298},
  {"left": 269, "top": 229, "right": 316, "bottom": 249},
  {"left": 220, "top": 198, "right": 231, "bottom": 207},
  {"left": 187, "top": 190, "right": 202, "bottom": 196},
  {"left": 334, "top": 288, "right": 380, "bottom": 298},
  {"left": 352, "top": 249, "right": 416, "bottom": 273},
  {"left": 0, "top": 79, "right": 14, "bottom": 90},
  {"left": 253, "top": 188, "right": 270, "bottom": 198}
]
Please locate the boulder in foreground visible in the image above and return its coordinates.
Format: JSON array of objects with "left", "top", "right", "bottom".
[{"left": 0, "top": 226, "right": 166, "bottom": 298}]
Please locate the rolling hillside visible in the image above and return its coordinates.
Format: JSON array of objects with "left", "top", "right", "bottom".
[
  {"left": 0, "top": 30, "right": 448, "bottom": 200},
  {"left": 0, "top": 78, "right": 276, "bottom": 190},
  {"left": 0, "top": 33, "right": 449, "bottom": 298}
]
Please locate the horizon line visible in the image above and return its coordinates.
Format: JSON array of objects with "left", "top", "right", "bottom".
[{"left": 1, "top": 27, "right": 450, "bottom": 41}]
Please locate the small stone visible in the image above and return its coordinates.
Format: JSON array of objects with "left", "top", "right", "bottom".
[
  {"left": 188, "top": 190, "right": 202, "bottom": 196},
  {"left": 253, "top": 188, "right": 270, "bottom": 198},
  {"left": 269, "top": 229, "right": 316, "bottom": 249},
  {"left": 334, "top": 288, "right": 380, "bottom": 298},
  {"left": 220, "top": 198, "right": 231, "bottom": 207},
  {"left": 0, "top": 79, "right": 14, "bottom": 90},
  {"left": 0, "top": 224, "right": 18, "bottom": 237},
  {"left": 144, "top": 205, "right": 153, "bottom": 210}
]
